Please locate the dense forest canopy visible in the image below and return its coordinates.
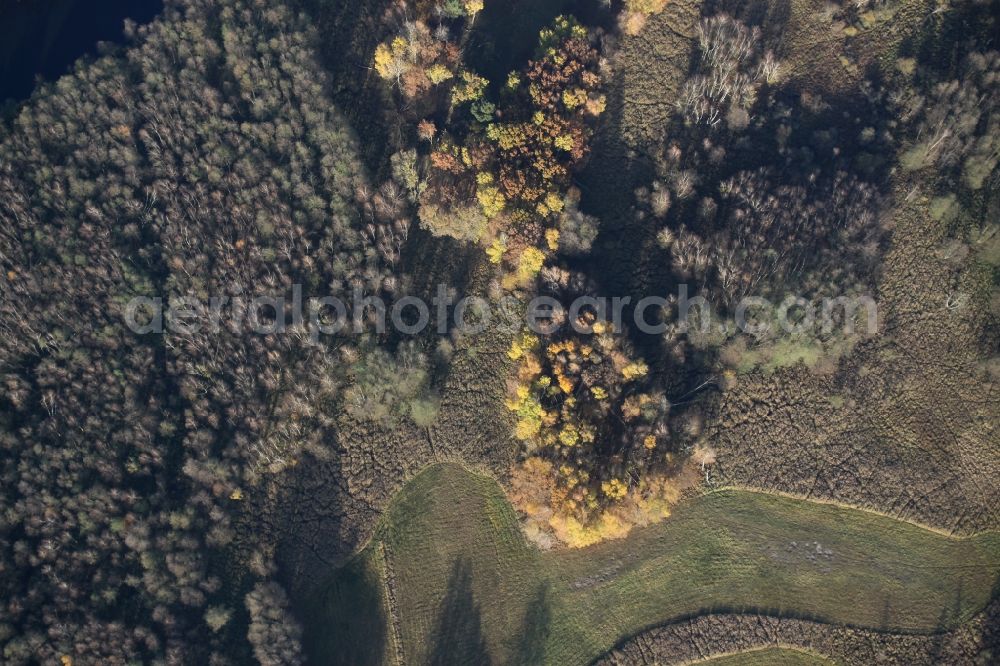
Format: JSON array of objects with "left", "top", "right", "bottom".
[{"left": 0, "top": 0, "right": 408, "bottom": 661}]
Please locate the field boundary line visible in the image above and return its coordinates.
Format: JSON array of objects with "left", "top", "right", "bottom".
[
  {"left": 706, "top": 484, "right": 998, "bottom": 539},
  {"left": 378, "top": 541, "right": 406, "bottom": 666},
  {"left": 677, "top": 644, "right": 834, "bottom": 665}
]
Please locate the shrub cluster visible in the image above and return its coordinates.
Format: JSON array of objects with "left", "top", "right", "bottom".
[
  {"left": 900, "top": 49, "right": 1000, "bottom": 191},
  {"left": 502, "top": 268, "right": 701, "bottom": 547},
  {"left": 417, "top": 16, "right": 606, "bottom": 255},
  {"left": 637, "top": 12, "right": 888, "bottom": 374}
]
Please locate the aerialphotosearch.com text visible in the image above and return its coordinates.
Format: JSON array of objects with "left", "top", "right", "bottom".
[{"left": 123, "top": 284, "right": 879, "bottom": 342}]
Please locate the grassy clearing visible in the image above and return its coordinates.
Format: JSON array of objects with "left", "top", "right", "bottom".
[
  {"left": 304, "top": 463, "right": 1000, "bottom": 665},
  {"left": 693, "top": 647, "right": 833, "bottom": 665}
]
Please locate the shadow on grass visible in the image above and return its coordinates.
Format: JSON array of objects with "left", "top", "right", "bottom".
[
  {"left": 977, "top": 578, "right": 1000, "bottom": 664},
  {"left": 514, "top": 582, "right": 552, "bottom": 666},
  {"left": 300, "top": 557, "right": 388, "bottom": 666},
  {"left": 430, "top": 557, "right": 492, "bottom": 666}
]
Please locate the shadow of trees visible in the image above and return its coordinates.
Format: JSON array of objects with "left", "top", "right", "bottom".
[
  {"left": 514, "top": 582, "right": 552, "bottom": 666},
  {"left": 429, "top": 557, "right": 492, "bottom": 666},
  {"left": 295, "top": 0, "right": 396, "bottom": 173},
  {"left": 299, "top": 557, "right": 389, "bottom": 666},
  {"left": 976, "top": 579, "right": 1000, "bottom": 664}
]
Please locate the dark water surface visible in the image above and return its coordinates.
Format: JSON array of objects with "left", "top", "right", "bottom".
[{"left": 1, "top": 0, "right": 162, "bottom": 104}]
